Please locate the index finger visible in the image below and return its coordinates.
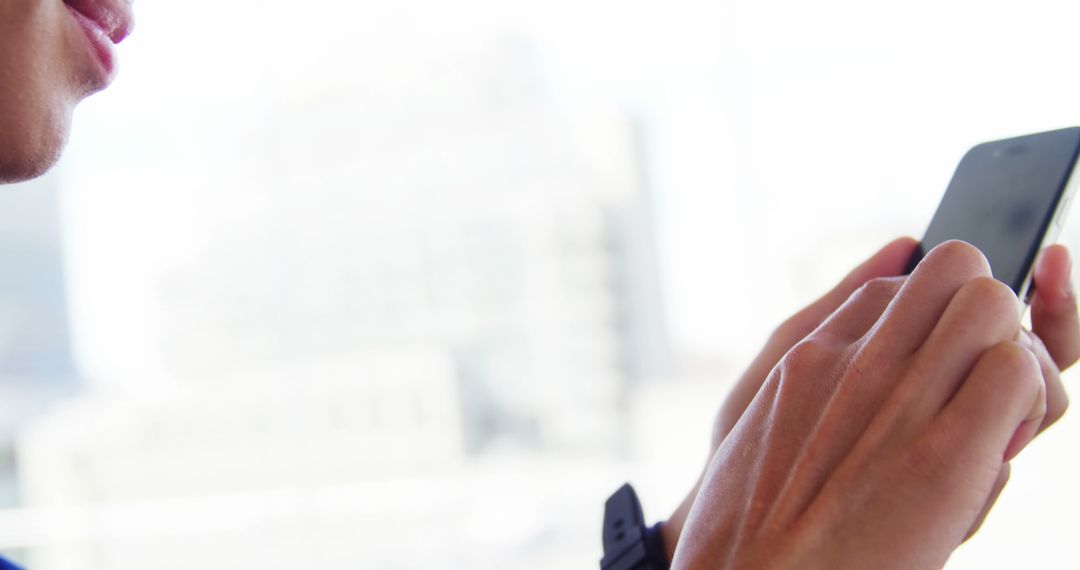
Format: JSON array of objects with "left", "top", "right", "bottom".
[{"left": 870, "top": 240, "right": 998, "bottom": 358}]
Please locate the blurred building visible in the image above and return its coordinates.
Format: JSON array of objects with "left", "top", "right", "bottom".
[
  {"left": 0, "top": 171, "right": 81, "bottom": 510},
  {"left": 14, "top": 348, "right": 467, "bottom": 569},
  {"left": 142, "top": 39, "right": 671, "bottom": 454},
  {"left": 11, "top": 39, "right": 672, "bottom": 568}
]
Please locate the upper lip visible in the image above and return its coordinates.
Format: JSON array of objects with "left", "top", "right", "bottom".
[{"left": 63, "top": 0, "right": 134, "bottom": 44}]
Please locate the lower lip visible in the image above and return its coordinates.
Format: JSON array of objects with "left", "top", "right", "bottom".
[{"left": 65, "top": 4, "right": 117, "bottom": 84}]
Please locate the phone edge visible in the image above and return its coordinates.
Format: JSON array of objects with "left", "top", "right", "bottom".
[{"left": 1018, "top": 138, "right": 1080, "bottom": 305}]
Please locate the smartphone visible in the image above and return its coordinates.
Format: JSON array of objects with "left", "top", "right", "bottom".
[{"left": 907, "top": 127, "right": 1080, "bottom": 303}]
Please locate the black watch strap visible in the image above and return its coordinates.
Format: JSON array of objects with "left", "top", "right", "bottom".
[{"left": 600, "top": 483, "right": 670, "bottom": 570}]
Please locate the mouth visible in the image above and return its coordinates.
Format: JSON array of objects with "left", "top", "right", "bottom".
[
  {"left": 64, "top": 0, "right": 134, "bottom": 44},
  {"left": 62, "top": 0, "right": 134, "bottom": 87}
]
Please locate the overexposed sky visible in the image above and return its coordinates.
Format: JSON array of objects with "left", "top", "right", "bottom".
[{"left": 68, "top": 0, "right": 1080, "bottom": 363}]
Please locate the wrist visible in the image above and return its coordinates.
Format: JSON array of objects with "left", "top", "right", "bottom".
[
  {"left": 660, "top": 478, "right": 703, "bottom": 562},
  {"left": 659, "top": 520, "right": 681, "bottom": 563}
]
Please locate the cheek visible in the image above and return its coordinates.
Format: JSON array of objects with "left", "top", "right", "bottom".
[{"left": 0, "top": 2, "right": 79, "bottom": 183}]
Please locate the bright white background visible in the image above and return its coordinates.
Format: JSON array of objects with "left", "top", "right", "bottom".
[{"left": 4, "top": 0, "right": 1080, "bottom": 568}]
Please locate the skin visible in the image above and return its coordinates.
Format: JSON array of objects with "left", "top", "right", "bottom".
[
  {"left": 0, "top": 0, "right": 127, "bottom": 183},
  {"left": 664, "top": 239, "right": 1078, "bottom": 568}
]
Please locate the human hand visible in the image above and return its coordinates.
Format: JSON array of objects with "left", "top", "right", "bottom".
[
  {"left": 659, "top": 237, "right": 920, "bottom": 558},
  {"left": 670, "top": 241, "right": 1064, "bottom": 569},
  {"left": 661, "top": 241, "right": 1079, "bottom": 559}
]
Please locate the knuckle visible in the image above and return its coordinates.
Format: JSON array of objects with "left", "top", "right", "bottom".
[
  {"left": 772, "top": 336, "right": 847, "bottom": 404},
  {"left": 982, "top": 341, "right": 1042, "bottom": 393},
  {"left": 923, "top": 240, "right": 992, "bottom": 276},
  {"left": 852, "top": 276, "right": 904, "bottom": 304},
  {"left": 778, "top": 336, "right": 838, "bottom": 375},
  {"left": 956, "top": 276, "right": 1018, "bottom": 317}
]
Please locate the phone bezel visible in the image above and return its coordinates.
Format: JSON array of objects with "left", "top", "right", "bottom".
[{"left": 1018, "top": 154, "right": 1080, "bottom": 304}]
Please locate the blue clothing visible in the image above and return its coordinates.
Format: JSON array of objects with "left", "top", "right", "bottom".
[{"left": 0, "top": 557, "right": 21, "bottom": 570}]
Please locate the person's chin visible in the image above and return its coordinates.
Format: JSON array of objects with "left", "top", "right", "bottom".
[{"left": 0, "top": 109, "right": 72, "bottom": 184}]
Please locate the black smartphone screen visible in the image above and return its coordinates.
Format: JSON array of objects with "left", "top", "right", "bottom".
[{"left": 907, "top": 127, "right": 1080, "bottom": 295}]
